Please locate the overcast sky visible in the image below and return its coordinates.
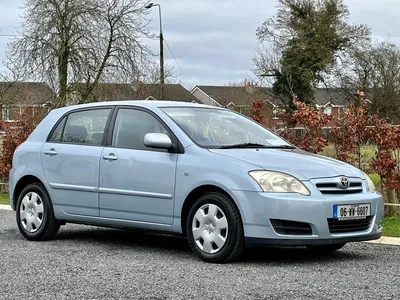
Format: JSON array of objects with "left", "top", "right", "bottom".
[{"left": 1, "top": 0, "right": 400, "bottom": 90}]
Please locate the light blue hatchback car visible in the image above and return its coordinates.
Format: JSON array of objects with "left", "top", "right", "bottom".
[{"left": 9, "top": 100, "right": 384, "bottom": 263}]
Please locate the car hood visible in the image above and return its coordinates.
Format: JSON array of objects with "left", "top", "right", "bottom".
[{"left": 209, "top": 148, "right": 364, "bottom": 181}]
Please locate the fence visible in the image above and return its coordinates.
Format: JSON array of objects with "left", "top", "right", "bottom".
[{"left": 0, "top": 182, "right": 8, "bottom": 193}]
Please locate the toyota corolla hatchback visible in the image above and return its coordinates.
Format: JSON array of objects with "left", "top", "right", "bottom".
[{"left": 9, "top": 100, "right": 383, "bottom": 263}]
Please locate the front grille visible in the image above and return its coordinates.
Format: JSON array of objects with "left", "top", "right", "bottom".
[
  {"left": 270, "top": 219, "right": 312, "bottom": 235},
  {"left": 316, "top": 181, "right": 363, "bottom": 195},
  {"left": 327, "top": 216, "right": 373, "bottom": 233}
]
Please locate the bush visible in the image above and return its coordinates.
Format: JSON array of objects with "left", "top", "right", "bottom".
[
  {"left": 368, "top": 173, "right": 381, "bottom": 189},
  {"left": 0, "top": 107, "right": 42, "bottom": 179}
]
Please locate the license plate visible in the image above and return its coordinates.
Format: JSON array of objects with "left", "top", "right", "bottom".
[{"left": 333, "top": 204, "right": 371, "bottom": 220}]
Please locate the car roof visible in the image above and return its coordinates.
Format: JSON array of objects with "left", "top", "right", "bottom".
[{"left": 54, "top": 100, "right": 220, "bottom": 113}]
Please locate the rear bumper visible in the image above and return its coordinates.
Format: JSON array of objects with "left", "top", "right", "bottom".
[
  {"left": 245, "top": 232, "right": 382, "bottom": 247},
  {"left": 9, "top": 167, "right": 24, "bottom": 211},
  {"left": 8, "top": 167, "right": 19, "bottom": 211}
]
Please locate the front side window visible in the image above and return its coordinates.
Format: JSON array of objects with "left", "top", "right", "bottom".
[
  {"left": 161, "top": 107, "right": 292, "bottom": 149},
  {"left": 112, "top": 108, "right": 169, "bottom": 150},
  {"left": 60, "top": 108, "right": 111, "bottom": 145}
]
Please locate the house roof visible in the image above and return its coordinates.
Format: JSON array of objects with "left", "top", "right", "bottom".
[
  {"left": 74, "top": 82, "right": 198, "bottom": 103},
  {"left": 194, "top": 85, "right": 358, "bottom": 107},
  {"left": 194, "top": 85, "right": 284, "bottom": 107},
  {"left": 0, "top": 82, "right": 55, "bottom": 106},
  {"left": 314, "top": 88, "right": 354, "bottom": 107}
]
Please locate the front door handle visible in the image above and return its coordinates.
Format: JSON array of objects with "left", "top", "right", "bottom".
[
  {"left": 44, "top": 148, "right": 58, "bottom": 156},
  {"left": 102, "top": 154, "right": 118, "bottom": 161}
]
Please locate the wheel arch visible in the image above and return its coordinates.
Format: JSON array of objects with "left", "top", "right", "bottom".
[
  {"left": 12, "top": 175, "right": 45, "bottom": 209},
  {"left": 180, "top": 184, "right": 243, "bottom": 235}
]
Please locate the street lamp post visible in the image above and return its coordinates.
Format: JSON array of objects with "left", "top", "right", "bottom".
[{"left": 145, "top": 2, "right": 164, "bottom": 99}]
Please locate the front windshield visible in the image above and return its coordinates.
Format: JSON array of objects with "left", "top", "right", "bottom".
[{"left": 161, "top": 107, "right": 292, "bottom": 148}]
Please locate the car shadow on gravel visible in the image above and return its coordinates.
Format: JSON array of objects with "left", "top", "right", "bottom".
[
  {"left": 54, "top": 225, "right": 372, "bottom": 264},
  {"left": 56, "top": 226, "right": 191, "bottom": 252},
  {"left": 240, "top": 245, "right": 371, "bottom": 265}
]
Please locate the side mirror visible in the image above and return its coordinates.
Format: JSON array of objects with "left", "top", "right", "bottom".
[{"left": 144, "top": 133, "right": 173, "bottom": 149}]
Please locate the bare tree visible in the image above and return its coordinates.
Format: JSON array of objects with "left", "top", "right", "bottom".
[
  {"left": 327, "top": 41, "right": 400, "bottom": 123},
  {"left": 7, "top": 0, "right": 153, "bottom": 107},
  {"left": 0, "top": 55, "right": 27, "bottom": 107},
  {"left": 106, "top": 58, "right": 177, "bottom": 85}
]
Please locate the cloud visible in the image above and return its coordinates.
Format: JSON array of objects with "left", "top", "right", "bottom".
[
  {"left": 1, "top": 0, "right": 400, "bottom": 88},
  {"left": 145, "top": 0, "right": 276, "bottom": 87}
]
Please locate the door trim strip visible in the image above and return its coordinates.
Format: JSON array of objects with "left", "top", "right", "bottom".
[
  {"left": 98, "top": 187, "right": 173, "bottom": 199},
  {"left": 50, "top": 183, "right": 97, "bottom": 192},
  {"left": 49, "top": 183, "right": 173, "bottom": 199}
]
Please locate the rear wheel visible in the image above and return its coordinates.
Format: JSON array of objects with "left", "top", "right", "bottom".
[
  {"left": 307, "top": 243, "right": 346, "bottom": 254},
  {"left": 186, "top": 192, "right": 244, "bottom": 263},
  {"left": 16, "top": 183, "right": 60, "bottom": 241}
]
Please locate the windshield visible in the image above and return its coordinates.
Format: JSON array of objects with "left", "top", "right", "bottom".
[{"left": 161, "top": 107, "right": 293, "bottom": 149}]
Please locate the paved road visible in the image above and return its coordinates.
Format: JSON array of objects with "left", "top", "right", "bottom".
[{"left": 1, "top": 210, "right": 399, "bottom": 300}]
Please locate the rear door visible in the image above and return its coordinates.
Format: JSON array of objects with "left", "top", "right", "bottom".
[
  {"left": 41, "top": 107, "right": 113, "bottom": 216},
  {"left": 98, "top": 107, "right": 178, "bottom": 224}
]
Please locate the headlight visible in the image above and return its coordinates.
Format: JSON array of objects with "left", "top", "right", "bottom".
[
  {"left": 249, "top": 171, "right": 310, "bottom": 196},
  {"left": 362, "top": 172, "right": 376, "bottom": 193}
]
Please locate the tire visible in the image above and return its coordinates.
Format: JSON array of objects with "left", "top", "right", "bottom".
[
  {"left": 16, "top": 182, "right": 60, "bottom": 241},
  {"left": 186, "top": 192, "right": 245, "bottom": 263},
  {"left": 307, "top": 243, "right": 346, "bottom": 254}
]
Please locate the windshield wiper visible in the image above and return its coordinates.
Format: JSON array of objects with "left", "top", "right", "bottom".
[
  {"left": 218, "top": 143, "right": 268, "bottom": 149},
  {"left": 218, "top": 143, "right": 296, "bottom": 149},
  {"left": 264, "top": 145, "right": 296, "bottom": 149}
]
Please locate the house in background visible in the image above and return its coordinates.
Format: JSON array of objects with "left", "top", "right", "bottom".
[
  {"left": 0, "top": 80, "right": 362, "bottom": 133},
  {"left": 0, "top": 82, "right": 55, "bottom": 123},
  {"left": 191, "top": 82, "right": 363, "bottom": 131},
  {"left": 191, "top": 81, "right": 285, "bottom": 127},
  {"left": 69, "top": 82, "right": 198, "bottom": 105},
  {"left": 0, "top": 82, "right": 55, "bottom": 149},
  {"left": 313, "top": 88, "right": 359, "bottom": 127},
  {"left": 0, "top": 81, "right": 198, "bottom": 120}
]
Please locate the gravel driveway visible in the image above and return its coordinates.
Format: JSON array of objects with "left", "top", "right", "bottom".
[{"left": 0, "top": 210, "right": 399, "bottom": 300}]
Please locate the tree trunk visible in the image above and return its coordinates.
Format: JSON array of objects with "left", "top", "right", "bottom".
[
  {"left": 57, "top": 51, "right": 68, "bottom": 108},
  {"left": 385, "top": 188, "right": 397, "bottom": 217}
]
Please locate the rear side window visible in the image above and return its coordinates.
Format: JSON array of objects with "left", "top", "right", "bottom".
[
  {"left": 62, "top": 109, "right": 111, "bottom": 145},
  {"left": 49, "top": 108, "right": 111, "bottom": 145}
]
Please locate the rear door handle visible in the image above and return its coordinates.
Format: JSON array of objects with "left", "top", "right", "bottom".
[
  {"left": 102, "top": 154, "right": 118, "bottom": 161},
  {"left": 44, "top": 149, "right": 58, "bottom": 156}
]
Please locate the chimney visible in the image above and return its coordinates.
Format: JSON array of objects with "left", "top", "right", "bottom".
[
  {"left": 245, "top": 80, "right": 255, "bottom": 94},
  {"left": 131, "top": 79, "right": 141, "bottom": 92}
]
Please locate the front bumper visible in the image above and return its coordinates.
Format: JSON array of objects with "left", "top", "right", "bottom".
[
  {"left": 231, "top": 189, "right": 384, "bottom": 247},
  {"left": 245, "top": 232, "right": 381, "bottom": 247}
]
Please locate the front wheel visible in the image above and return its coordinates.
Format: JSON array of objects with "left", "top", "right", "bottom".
[
  {"left": 16, "top": 183, "right": 60, "bottom": 241},
  {"left": 186, "top": 192, "right": 245, "bottom": 263}
]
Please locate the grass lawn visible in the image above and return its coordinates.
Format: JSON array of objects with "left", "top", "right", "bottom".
[
  {"left": 0, "top": 193, "right": 9, "bottom": 205},
  {"left": 320, "top": 144, "right": 377, "bottom": 169},
  {"left": 382, "top": 218, "right": 400, "bottom": 238}
]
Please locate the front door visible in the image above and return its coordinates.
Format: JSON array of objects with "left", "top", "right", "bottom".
[
  {"left": 41, "top": 108, "right": 112, "bottom": 216},
  {"left": 99, "top": 107, "right": 177, "bottom": 224}
]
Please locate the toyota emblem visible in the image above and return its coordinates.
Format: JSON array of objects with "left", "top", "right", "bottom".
[{"left": 339, "top": 177, "right": 350, "bottom": 189}]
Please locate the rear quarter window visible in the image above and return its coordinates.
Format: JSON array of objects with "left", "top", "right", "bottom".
[{"left": 48, "top": 117, "right": 66, "bottom": 142}]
